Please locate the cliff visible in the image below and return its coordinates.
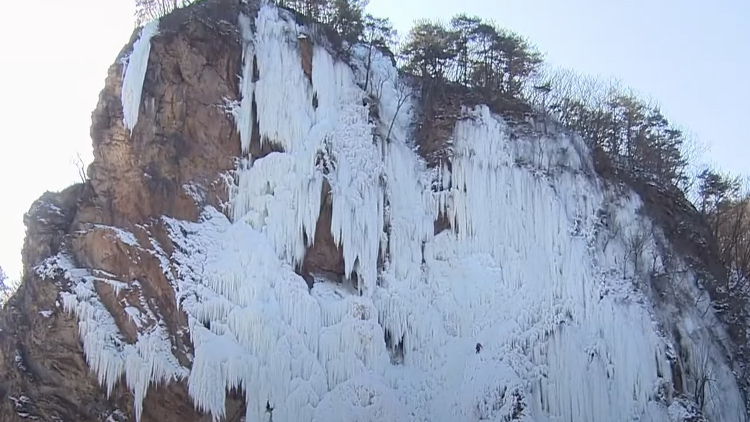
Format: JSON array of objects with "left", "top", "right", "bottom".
[
  {"left": 0, "top": 1, "right": 746, "bottom": 421},
  {"left": 0, "top": 1, "right": 245, "bottom": 420}
]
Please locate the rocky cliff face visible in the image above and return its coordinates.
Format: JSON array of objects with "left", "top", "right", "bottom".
[
  {"left": 0, "top": 1, "right": 747, "bottom": 422},
  {"left": 0, "top": 1, "right": 246, "bottom": 421}
]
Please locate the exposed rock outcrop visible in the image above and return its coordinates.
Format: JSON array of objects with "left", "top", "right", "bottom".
[
  {"left": 0, "top": 1, "right": 248, "bottom": 420},
  {"left": 88, "top": 1, "right": 242, "bottom": 226}
]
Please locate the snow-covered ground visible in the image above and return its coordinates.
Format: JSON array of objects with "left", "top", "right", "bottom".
[{"left": 48, "top": 4, "right": 746, "bottom": 422}]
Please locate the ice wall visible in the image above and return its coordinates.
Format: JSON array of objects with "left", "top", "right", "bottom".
[
  {"left": 174, "top": 4, "right": 745, "bottom": 422},
  {"left": 231, "top": 6, "right": 383, "bottom": 293},
  {"left": 52, "top": 3, "right": 747, "bottom": 422}
]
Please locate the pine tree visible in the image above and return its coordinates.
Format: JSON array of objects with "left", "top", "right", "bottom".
[
  {"left": 327, "top": 0, "right": 368, "bottom": 45},
  {"left": 697, "top": 169, "right": 741, "bottom": 214},
  {"left": 401, "top": 21, "right": 458, "bottom": 82},
  {"left": 449, "top": 15, "right": 482, "bottom": 85}
]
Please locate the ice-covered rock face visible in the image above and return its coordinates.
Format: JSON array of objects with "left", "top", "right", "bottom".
[{"left": 14, "top": 3, "right": 746, "bottom": 422}]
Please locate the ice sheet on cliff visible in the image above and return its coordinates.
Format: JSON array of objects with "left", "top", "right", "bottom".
[
  {"left": 54, "top": 3, "right": 746, "bottom": 422},
  {"left": 121, "top": 19, "right": 159, "bottom": 133}
]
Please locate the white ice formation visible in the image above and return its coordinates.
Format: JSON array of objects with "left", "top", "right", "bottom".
[
  {"left": 48, "top": 3, "right": 746, "bottom": 422},
  {"left": 36, "top": 253, "right": 187, "bottom": 422},
  {"left": 121, "top": 19, "right": 159, "bottom": 133}
]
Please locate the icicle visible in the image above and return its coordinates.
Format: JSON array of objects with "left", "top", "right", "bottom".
[
  {"left": 121, "top": 19, "right": 159, "bottom": 133},
  {"left": 53, "top": 254, "right": 186, "bottom": 422},
  {"left": 237, "top": 13, "right": 256, "bottom": 154}
]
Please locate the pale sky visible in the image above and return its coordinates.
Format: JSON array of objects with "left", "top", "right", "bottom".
[{"left": 0, "top": 0, "right": 747, "bottom": 280}]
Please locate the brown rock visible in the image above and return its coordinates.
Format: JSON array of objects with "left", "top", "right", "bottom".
[
  {"left": 0, "top": 1, "right": 250, "bottom": 420},
  {"left": 299, "top": 36, "right": 313, "bottom": 84},
  {"left": 300, "top": 180, "right": 347, "bottom": 287},
  {"left": 87, "top": 1, "right": 243, "bottom": 226}
]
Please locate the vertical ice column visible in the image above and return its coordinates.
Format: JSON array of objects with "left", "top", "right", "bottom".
[{"left": 121, "top": 19, "right": 159, "bottom": 133}]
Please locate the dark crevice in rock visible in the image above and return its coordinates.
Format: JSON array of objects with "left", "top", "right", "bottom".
[
  {"left": 252, "top": 53, "right": 260, "bottom": 82},
  {"left": 298, "top": 180, "right": 346, "bottom": 288},
  {"left": 434, "top": 211, "right": 452, "bottom": 236},
  {"left": 247, "top": 93, "right": 284, "bottom": 160},
  {"left": 384, "top": 329, "right": 404, "bottom": 365}
]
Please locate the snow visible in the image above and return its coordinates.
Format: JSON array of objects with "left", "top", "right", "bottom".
[
  {"left": 56, "top": 3, "right": 746, "bottom": 422},
  {"left": 121, "top": 19, "right": 159, "bottom": 133},
  {"left": 125, "top": 306, "right": 144, "bottom": 328},
  {"left": 94, "top": 224, "right": 141, "bottom": 248},
  {"left": 106, "top": 410, "right": 127, "bottom": 422},
  {"left": 39, "top": 253, "right": 187, "bottom": 422},
  {"left": 183, "top": 182, "right": 207, "bottom": 204}
]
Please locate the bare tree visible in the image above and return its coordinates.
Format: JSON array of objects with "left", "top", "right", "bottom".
[
  {"left": 690, "top": 342, "right": 717, "bottom": 413},
  {"left": 385, "top": 75, "right": 411, "bottom": 142},
  {"left": 70, "top": 152, "right": 88, "bottom": 183},
  {"left": 711, "top": 189, "right": 750, "bottom": 287},
  {"left": 372, "top": 76, "right": 387, "bottom": 103},
  {"left": 694, "top": 169, "right": 750, "bottom": 286},
  {"left": 135, "top": 0, "right": 194, "bottom": 25},
  {"left": 532, "top": 82, "right": 551, "bottom": 134},
  {"left": 0, "top": 266, "right": 13, "bottom": 307},
  {"left": 601, "top": 225, "right": 620, "bottom": 254},
  {"left": 596, "top": 205, "right": 621, "bottom": 254},
  {"left": 361, "top": 14, "right": 397, "bottom": 92},
  {"left": 675, "top": 129, "right": 709, "bottom": 194},
  {"left": 625, "top": 225, "right": 650, "bottom": 277}
]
